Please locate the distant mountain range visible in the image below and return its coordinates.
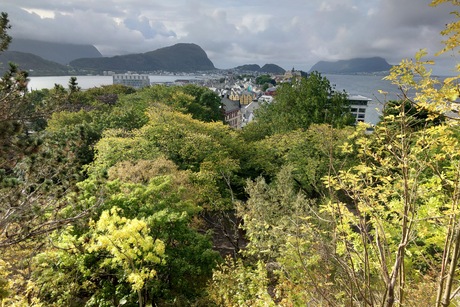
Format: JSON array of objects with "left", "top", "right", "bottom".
[
  {"left": 0, "top": 39, "right": 392, "bottom": 76},
  {"left": 70, "top": 43, "right": 216, "bottom": 73},
  {"left": 9, "top": 38, "right": 102, "bottom": 65},
  {"left": 309, "top": 57, "right": 392, "bottom": 74}
]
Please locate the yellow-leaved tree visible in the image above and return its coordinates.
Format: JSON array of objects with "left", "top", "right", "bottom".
[
  {"left": 322, "top": 1, "right": 460, "bottom": 306},
  {"left": 87, "top": 207, "right": 165, "bottom": 307}
]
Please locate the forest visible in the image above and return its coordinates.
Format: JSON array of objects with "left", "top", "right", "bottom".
[{"left": 2, "top": 1, "right": 460, "bottom": 306}]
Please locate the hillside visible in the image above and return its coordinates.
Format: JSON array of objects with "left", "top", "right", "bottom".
[
  {"left": 309, "top": 57, "right": 392, "bottom": 74},
  {"left": 232, "top": 63, "right": 285, "bottom": 74},
  {"left": 70, "top": 43, "right": 216, "bottom": 73},
  {"left": 234, "top": 64, "right": 261, "bottom": 72},
  {"left": 260, "top": 64, "right": 285, "bottom": 74},
  {"left": 9, "top": 38, "right": 102, "bottom": 65},
  {"left": 0, "top": 51, "right": 72, "bottom": 76}
]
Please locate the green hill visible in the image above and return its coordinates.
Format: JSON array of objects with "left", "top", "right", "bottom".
[
  {"left": 70, "top": 43, "right": 216, "bottom": 73},
  {"left": 260, "top": 64, "right": 285, "bottom": 74}
]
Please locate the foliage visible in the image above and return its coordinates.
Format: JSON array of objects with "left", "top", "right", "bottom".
[
  {"left": 136, "top": 84, "right": 223, "bottom": 122},
  {"left": 207, "top": 257, "right": 274, "bottom": 307},
  {"left": 0, "top": 13, "right": 90, "bottom": 248},
  {"left": 87, "top": 207, "right": 165, "bottom": 306},
  {"left": 249, "top": 72, "right": 355, "bottom": 138},
  {"left": 32, "top": 171, "right": 219, "bottom": 306},
  {"left": 255, "top": 74, "right": 276, "bottom": 86},
  {"left": 7, "top": 2, "right": 460, "bottom": 305},
  {"left": 0, "top": 13, "right": 11, "bottom": 52},
  {"left": 431, "top": 0, "right": 460, "bottom": 57},
  {"left": 248, "top": 124, "right": 357, "bottom": 198},
  {"left": 232, "top": 167, "right": 346, "bottom": 305},
  {"left": 381, "top": 99, "right": 445, "bottom": 130},
  {"left": 136, "top": 105, "right": 245, "bottom": 208}
]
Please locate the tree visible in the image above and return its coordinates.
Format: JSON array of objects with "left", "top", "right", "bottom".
[
  {"left": 255, "top": 74, "right": 276, "bottom": 86},
  {"left": 319, "top": 13, "right": 460, "bottom": 304},
  {"left": 87, "top": 207, "right": 165, "bottom": 307},
  {"left": 248, "top": 72, "right": 355, "bottom": 138},
  {"left": 136, "top": 84, "right": 223, "bottom": 123},
  {"left": 248, "top": 124, "right": 357, "bottom": 199},
  {"left": 0, "top": 13, "right": 11, "bottom": 52},
  {"left": 381, "top": 99, "right": 445, "bottom": 130},
  {"left": 0, "top": 12, "right": 31, "bottom": 172}
]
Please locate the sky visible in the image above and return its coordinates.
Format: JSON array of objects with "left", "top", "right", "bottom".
[{"left": 2, "top": 0, "right": 459, "bottom": 75}]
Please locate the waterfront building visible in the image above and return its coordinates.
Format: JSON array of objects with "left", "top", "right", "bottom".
[{"left": 113, "top": 74, "right": 150, "bottom": 88}]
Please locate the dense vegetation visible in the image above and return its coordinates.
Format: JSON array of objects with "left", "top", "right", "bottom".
[{"left": 1, "top": 1, "right": 460, "bottom": 306}]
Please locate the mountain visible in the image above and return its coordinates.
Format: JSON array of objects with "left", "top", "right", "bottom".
[
  {"left": 309, "top": 57, "right": 392, "bottom": 74},
  {"left": 0, "top": 51, "right": 72, "bottom": 76},
  {"left": 232, "top": 63, "right": 285, "bottom": 74},
  {"left": 9, "top": 38, "right": 102, "bottom": 65},
  {"left": 70, "top": 43, "right": 215, "bottom": 73},
  {"left": 259, "top": 64, "right": 285, "bottom": 74},
  {"left": 234, "top": 64, "right": 261, "bottom": 72}
]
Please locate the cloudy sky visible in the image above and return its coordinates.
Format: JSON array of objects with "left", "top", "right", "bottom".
[{"left": 2, "top": 0, "right": 458, "bottom": 74}]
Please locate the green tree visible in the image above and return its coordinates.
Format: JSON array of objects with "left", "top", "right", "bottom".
[
  {"left": 248, "top": 124, "right": 357, "bottom": 199},
  {"left": 247, "top": 72, "right": 355, "bottom": 139},
  {"left": 255, "top": 74, "right": 276, "bottom": 89},
  {"left": 136, "top": 84, "right": 223, "bottom": 122},
  {"left": 319, "top": 48, "right": 460, "bottom": 306}
]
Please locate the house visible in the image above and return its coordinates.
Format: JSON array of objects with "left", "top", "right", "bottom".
[
  {"left": 221, "top": 97, "right": 242, "bottom": 129},
  {"left": 229, "top": 89, "right": 241, "bottom": 101},
  {"left": 239, "top": 90, "right": 257, "bottom": 105},
  {"left": 258, "top": 95, "right": 274, "bottom": 103},
  {"left": 241, "top": 100, "right": 260, "bottom": 128},
  {"left": 265, "top": 86, "right": 277, "bottom": 96}
]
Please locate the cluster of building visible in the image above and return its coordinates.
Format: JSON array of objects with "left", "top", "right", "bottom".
[{"left": 110, "top": 71, "right": 372, "bottom": 130}]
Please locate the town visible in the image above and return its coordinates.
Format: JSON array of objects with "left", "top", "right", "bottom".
[{"left": 111, "top": 69, "right": 373, "bottom": 129}]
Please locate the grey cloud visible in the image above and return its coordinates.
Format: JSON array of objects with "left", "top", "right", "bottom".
[
  {"left": 1, "top": 0, "right": 458, "bottom": 74},
  {"left": 123, "top": 16, "right": 176, "bottom": 39}
]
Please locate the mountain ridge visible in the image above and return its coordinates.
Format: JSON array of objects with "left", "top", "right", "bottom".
[
  {"left": 9, "top": 38, "right": 102, "bottom": 65},
  {"left": 309, "top": 57, "right": 392, "bottom": 74},
  {"left": 70, "top": 43, "right": 216, "bottom": 73},
  {"left": 232, "top": 63, "right": 285, "bottom": 74}
]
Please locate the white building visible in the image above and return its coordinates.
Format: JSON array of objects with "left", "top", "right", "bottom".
[
  {"left": 348, "top": 94, "right": 372, "bottom": 123},
  {"left": 113, "top": 74, "right": 150, "bottom": 89}
]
